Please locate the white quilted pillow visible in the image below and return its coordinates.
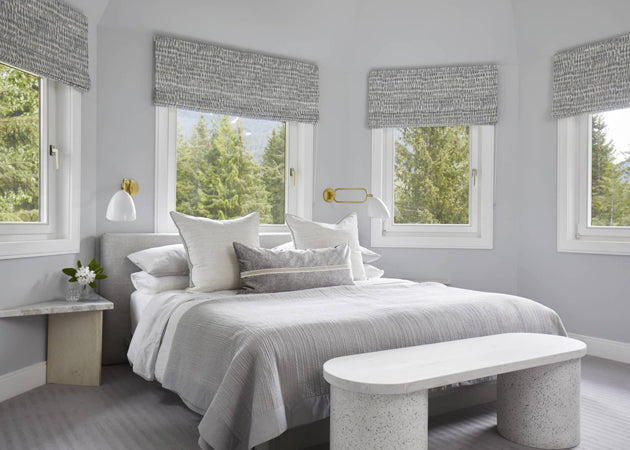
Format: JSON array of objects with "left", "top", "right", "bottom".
[
  {"left": 170, "top": 211, "right": 260, "bottom": 292},
  {"left": 285, "top": 213, "right": 366, "bottom": 281}
]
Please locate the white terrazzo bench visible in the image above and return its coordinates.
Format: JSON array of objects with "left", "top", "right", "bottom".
[{"left": 323, "top": 333, "right": 587, "bottom": 450}]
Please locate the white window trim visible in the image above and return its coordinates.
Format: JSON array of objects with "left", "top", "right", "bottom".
[
  {"left": 0, "top": 81, "right": 81, "bottom": 259},
  {"left": 557, "top": 115, "right": 630, "bottom": 255},
  {"left": 371, "top": 125, "right": 494, "bottom": 249},
  {"left": 154, "top": 107, "right": 314, "bottom": 234}
]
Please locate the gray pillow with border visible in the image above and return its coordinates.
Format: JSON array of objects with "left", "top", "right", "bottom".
[{"left": 233, "top": 242, "right": 354, "bottom": 293}]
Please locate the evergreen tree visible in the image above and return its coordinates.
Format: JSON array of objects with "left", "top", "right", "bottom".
[
  {"left": 591, "top": 114, "right": 630, "bottom": 226},
  {"left": 394, "top": 126, "right": 470, "bottom": 224},
  {"left": 0, "top": 63, "right": 41, "bottom": 222},
  {"left": 260, "top": 124, "right": 286, "bottom": 224},
  {"left": 176, "top": 115, "right": 271, "bottom": 222}
]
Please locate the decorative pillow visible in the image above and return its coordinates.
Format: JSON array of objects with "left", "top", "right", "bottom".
[
  {"left": 233, "top": 242, "right": 353, "bottom": 293},
  {"left": 127, "top": 244, "right": 189, "bottom": 276},
  {"left": 364, "top": 264, "right": 385, "bottom": 279},
  {"left": 273, "top": 241, "right": 381, "bottom": 264},
  {"left": 285, "top": 213, "right": 367, "bottom": 281},
  {"left": 170, "top": 211, "right": 260, "bottom": 292},
  {"left": 130, "top": 271, "right": 189, "bottom": 293}
]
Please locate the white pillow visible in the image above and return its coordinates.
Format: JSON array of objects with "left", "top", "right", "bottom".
[
  {"left": 170, "top": 211, "right": 260, "bottom": 292},
  {"left": 273, "top": 241, "right": 381, "bottom": 264},
  {"left": 131, "top": 271, "right": 189, "bottom": 293},
  {"left": 127, "top": 244, "right": 189, "bottom": 276},
  {"left": 364, "top": 264, "right": 385, "bottom": 279},
  {"left": 285, "top": 213, "right": 366, "bottom": 281}
]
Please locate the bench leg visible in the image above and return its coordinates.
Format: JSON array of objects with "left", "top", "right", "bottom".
[
  {"left": 497, "top": 359, "right": 581, "bottom": 449},
  {"left": 329, "top": 386, "right": 428, "bottom": 450}
]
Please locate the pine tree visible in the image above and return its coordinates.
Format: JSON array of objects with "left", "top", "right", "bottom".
[
  {"left": 176, "top": 115, "right": 271, "bottom": 221},
  {"left": 260, "top": 124, "right": 286, "bottom": 224},
  {"left": 590, "top": 114, "right": 630, "bottom": 226},
  {"left": 0, "top": 63, "right": 41, "bottom": 222},
  {"left": 394, "top": 126, "right": 470, "bottom": 224}
]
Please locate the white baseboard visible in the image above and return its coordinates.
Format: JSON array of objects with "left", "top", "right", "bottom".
[
  {"left": 569, "top": 333, "right": 630, "bottom": 365},
  {"left": 0, "top": 361, "right": 46, "bottom": 403}
]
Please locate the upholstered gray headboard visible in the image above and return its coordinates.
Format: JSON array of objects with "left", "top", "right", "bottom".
[{"left": 99, "top": 232, "right": 291, "bottom": 365}]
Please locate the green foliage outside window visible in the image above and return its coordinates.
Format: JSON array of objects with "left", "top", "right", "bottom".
[
  {"left": 394, "top": 126, "right": 470, "bottom": 224},
  {"left": 591, "top": 114, "right": 630, "bottom": 227},
  {"left": 176, "top": 114, "right": 286, "bottom": 224},
  {"left": 0, "top": 62, "right": 41, "bottom": 222}
]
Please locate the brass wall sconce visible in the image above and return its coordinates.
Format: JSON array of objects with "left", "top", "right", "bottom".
[{"left": 323, "top": 187, "right": 391, "bottom": 218}]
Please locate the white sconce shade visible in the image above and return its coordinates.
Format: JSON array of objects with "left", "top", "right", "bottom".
[
  {"left": 367, "top": 195, "right": 391, "bottom": 218},
  {"left": 106, "top": 190, "right": 136, "bottom": 221}
]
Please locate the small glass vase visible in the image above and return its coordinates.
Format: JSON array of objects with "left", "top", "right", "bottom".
[{"left": 65, "top": 283, "right": 88, "bottom": 302}]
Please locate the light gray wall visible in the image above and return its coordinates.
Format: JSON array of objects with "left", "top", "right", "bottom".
[
  {"left": 97, "top": 0, "right": 521, "bottom": 296},
  {"left": 512, "top": 0, "right": 630, "bottom": 343},
  {"left": 0, "top": 0, "right": 109, "bottom": 376}
]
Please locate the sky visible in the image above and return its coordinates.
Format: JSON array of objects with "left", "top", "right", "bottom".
[{"left": 598, "top": 107, "right": 630, "bottom": 163}]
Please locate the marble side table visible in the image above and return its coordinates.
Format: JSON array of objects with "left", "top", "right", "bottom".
[{"left": 0, "top": 295, "right": 114, "bottom": 386}]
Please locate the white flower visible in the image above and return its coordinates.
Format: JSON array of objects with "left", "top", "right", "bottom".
[{"left": 76, "top": 266, "right": 96, "bottom": 286}]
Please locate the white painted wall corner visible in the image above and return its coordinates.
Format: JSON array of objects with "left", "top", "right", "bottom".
[
  {"left": 569, "top": 333, "right": 630, "bottom": 365},
  {"left": 0, "top": 362, "right": 46, "bottom": 403}
]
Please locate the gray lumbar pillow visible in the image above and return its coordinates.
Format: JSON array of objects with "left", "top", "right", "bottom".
[{"left": 233, "top": 242, "right": 354, "bottom": 293}]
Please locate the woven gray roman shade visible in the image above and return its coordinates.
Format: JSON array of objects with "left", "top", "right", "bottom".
[
  {"left": 0, "top": 0, "right": 90, "bottom": 92},
  {"left": 154, "top": 35, "right": 319, "bottom": 123},
  {"left": 552, "top": 33, "right": 630, "bottom": 119},
  {"left": 368, "top": 64, "right": 498, "bottom": 128}
]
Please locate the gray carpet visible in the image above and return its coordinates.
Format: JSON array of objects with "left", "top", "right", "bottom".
[{"left": 0, "top": 356, "right": 628, "bottom": 449}]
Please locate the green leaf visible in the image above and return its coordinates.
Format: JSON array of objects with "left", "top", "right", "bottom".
[
  {"left": 95, "top": 274, "right": 107, "bottom": 280},
  {"left": 77, "top": 260, "right": 82, "bottom": 268},
  {"left": 68, "top": 277, "right": 77, "bottom": 282},
  {"left": 89, "top": 282, "right": 97, "bottom": 289},
  {"left": 88, "top": 258, "right": 98, "bottom": 270},
  {"left": 62, "top": 268, "right": 77, "bottom": 276}
]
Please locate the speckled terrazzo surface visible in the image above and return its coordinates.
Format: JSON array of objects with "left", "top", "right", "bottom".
[{"left": 498, "top": 359, "right": 581, "bottom": 448}]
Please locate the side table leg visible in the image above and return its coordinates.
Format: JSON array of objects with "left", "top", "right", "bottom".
[
  {"left": 497, "top": 358, "right": 581, "bottom": 449},
  {"left": 330, "top": 386, "right": 428, "bottom": 450},
  {"left": 47, "top": 310, "right": 103, "bottom": 386}
]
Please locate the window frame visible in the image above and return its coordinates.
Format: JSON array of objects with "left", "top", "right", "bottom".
[
  {"left": 557, "top": 114, "right": 630, "bottom": 255},
  {"left": 154, "top": 107, "right": 314, "bottom": 233},
  {"left": 0, "top": 74, "right": 81, "bottom": 259},
  {"left": 371, "top": 125, "right": 494, "bottom": 249}
]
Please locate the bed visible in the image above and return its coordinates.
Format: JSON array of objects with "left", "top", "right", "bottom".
[{"left": 99, "top": 233, "right": 567, "bottom": 450}]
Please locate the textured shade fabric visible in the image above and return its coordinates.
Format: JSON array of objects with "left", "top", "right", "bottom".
[
  {"left": 233, "top": 242, "right": 353, "bottom": 293},
  {"left": 552, "top": 33, "right": 630, "bottom": 118},
  {"left": 368, "top": 64, "right": 498, "bottom": 128},
  {"left": 154, "top": 35, "right": 319, "bottom": 123},
  {"left": 0, "top": 0, "right": 90, "bottom": 92}
]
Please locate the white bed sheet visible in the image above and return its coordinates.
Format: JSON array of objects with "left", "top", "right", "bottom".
[{"left": 131, "top": 290, "right": 156, "bottom": 333}]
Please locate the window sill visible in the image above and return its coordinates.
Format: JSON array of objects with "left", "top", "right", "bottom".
[
  {"left": 0, "top": 238, "right": 80, "bottom": 260},
  {"left": 371, "top": 220, "right": 493, "bottom": 249},
  {"left": 557, "top": 235, "right": 630, "bottom": 256}
]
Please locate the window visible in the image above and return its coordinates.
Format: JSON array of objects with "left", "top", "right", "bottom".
[
  {"left": 371, "top": 125, "right": 494, "bottom": 248},
  {"left": 0, "top": 62, "right": 81, "bottom": 259},
  {"left": 558, "top": 107, "right": 630, "bottom": 255},
  {"left": 155, "top": 107, "right": 314, "bottom": 232}
]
